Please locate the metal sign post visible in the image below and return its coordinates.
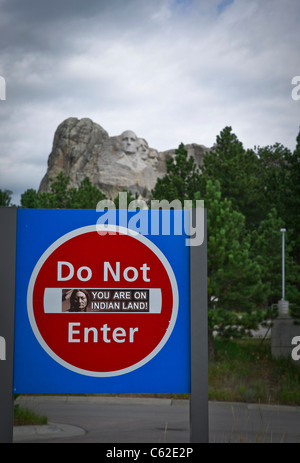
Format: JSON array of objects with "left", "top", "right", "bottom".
[
  {"left": 0, "top": 208, "right": 17, "bottom": 443},
  {"left": 190, "top": 209, "right": 208, "bottom": 443},
  {"left": 280, "top": 228, "right": 286, "bottom": 301}
]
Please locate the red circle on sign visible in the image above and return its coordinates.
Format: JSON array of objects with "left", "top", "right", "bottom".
[{"left": 28, "top": 225, "right": 178, "bottom": 376}]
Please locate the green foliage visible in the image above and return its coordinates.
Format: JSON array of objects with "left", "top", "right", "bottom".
[
  {"left": 209, "top": 339, "right": 300, "bottom": 406},
  {"left": 69, "top": 177, "right": 107, "bottom": 209},
  {"left": 204, "top": 180, "right": 265, "bottom": 312},
  {"left": 14, "top": 403, "right": 48, "bottom": 426},
  {"left": 151, "top": 129, "right": 300, "bottom": 341},
  {"left": 253, "top": 137, "right": 300, "bottom": 305},
  {"left": 200, "top": 127, "right": 264, "bottom": 229},
  {"left": 200, "top": 126, "right": 300, "bottom": 333},
  {"left": 286, "top": 132, "right": 300, "bottom": 264},
  {"left": 0, "top": 188, "right": 13, "bottom": 206},
  {"left": 21, "top": 173, "right": 106, "bottom": 209},
  {"left": 255, "top": 138, "right": 300, "bottom": 264},
  {"left": 255, "top": 142, "right": 291, "bottom": 214},
  {"left": 202, "top": 180, "right": 268, "bottom": 338},
  {"left": 151, "top": 143, "right": 201, "bottom": 203},
  {"left": 151, "top": 142, "right": 269, "bottom": 340},
  {"left": 251, "top": 208, "right": 300, "bottom": 306},
  {"left": 20, "top": 188, "right": 39, "bottom": 208},
  {"left": 114, "top": 189, "right": 137, "bottom": 208}
]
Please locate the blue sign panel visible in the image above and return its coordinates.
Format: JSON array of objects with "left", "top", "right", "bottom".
[{"left": 13, "top": 209, "right": 190, "bottom": 393}]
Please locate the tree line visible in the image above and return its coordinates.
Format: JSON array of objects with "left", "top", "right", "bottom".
[{"left": 1, "top": 126, "right": 300, "bottom": 356}]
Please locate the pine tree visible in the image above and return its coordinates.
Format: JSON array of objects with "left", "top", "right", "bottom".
[
  {"left": 200, "top": 127, "right": 264, "bottom": 229},
  {"left": 200, "top": 180, "right": 266, "bottom": 343},
  {"left": 287, "top": 129, "right": 300, "bottom": 266},
  {"left": 152, "top": 145, "right": 268, "bottom": 357},
  {"left": 255, "top": 142, "right": 291, "bottom": 223},
  {"left": 68, "top": 177, "right": 106, "bottom": 208},
  {"left": 256, "top": 130, "right": 300, "bottom": 268},
  {"left": 151, "top": 143, "right": 201, "bottom": 203},
  {"left": 20, "top": 188, "right": 39, "bottom": 208},
  {"left": 0, "top": 189, "right": 13, "bottom": 206}
]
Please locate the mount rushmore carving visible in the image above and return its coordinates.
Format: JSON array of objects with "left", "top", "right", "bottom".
[{"left": 39, "top": 117, "right": 209, "bottom": 199}]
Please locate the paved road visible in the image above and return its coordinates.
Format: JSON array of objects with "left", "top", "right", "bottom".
[{"left": 13, "top": 395, "right": 300, "bottom": 444}]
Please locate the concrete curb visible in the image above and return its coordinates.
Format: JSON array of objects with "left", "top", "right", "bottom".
[
  {"left": 16, "top": 394, "right": 188, "bottom": 407},
  {"left": 13, "top": 422, "right": 85, "bottom": 442}
]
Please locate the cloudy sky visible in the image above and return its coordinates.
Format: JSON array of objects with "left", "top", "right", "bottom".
[{"left": 0, "top": 0, "right": 299, "bottom": 205}]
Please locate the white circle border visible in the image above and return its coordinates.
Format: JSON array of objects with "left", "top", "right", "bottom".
[{"left": 27, "top": 224, "right": 179, "bottom": 377}]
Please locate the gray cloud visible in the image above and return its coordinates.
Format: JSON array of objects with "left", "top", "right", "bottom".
[{"left": 0, "top": 0, "right": 299, "bottom": 205}]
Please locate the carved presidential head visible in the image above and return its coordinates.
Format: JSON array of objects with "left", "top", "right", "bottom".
[{"left": 121, "top": 130, "right": 138, "bottom": 155}]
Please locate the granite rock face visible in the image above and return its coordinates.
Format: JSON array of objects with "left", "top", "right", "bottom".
[{"left": 39, "top": 117, "right": 209, "bottom": 199}]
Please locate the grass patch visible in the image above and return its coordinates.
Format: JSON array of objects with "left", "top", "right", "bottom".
[
  {"left": 86, "top": 339, "right": 300, "bottom": 406},
  {"left": 209, "top": 338, "right": 300, "bottom": 405},
  {"left": 14, "top": 404, "right": 48, "bottom": 426}
]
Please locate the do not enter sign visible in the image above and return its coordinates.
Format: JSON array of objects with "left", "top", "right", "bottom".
[
  {"left": 27, "top": 224, "right": 179, "bottom": 377},
  {"left": 3, "top": 208, "right": 208, "bottom": 441}
]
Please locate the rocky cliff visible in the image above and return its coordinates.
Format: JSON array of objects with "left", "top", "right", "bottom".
[{"left": 39, "top": 117, "right": 209, "bottom": 199}]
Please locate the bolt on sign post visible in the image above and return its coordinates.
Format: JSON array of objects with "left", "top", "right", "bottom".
[{"left": 1, "top": 208, "right": 208, "bottom": 443}]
